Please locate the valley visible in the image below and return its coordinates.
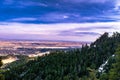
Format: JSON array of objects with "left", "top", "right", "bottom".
[{"left": 0, "top": 40, "right": 84, "bottom": 65}]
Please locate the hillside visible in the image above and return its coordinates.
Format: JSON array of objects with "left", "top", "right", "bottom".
[{"left": 0, "top": 32, "right": 120, "bottom": 80}]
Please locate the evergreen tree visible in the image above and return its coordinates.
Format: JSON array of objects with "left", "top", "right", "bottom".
[
  {"left": 109, "top": 45, "right": 120, "bottom": 80},
  {"left": 0, "top": 57, "right": 3, "bottom": 67},
  {"left": 0, "top": 57, "right": 4, "bottom": 80}
]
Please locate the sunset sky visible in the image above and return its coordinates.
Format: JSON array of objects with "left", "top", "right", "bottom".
[{"left": 0, "top": 0, "right": 120, "bottom": 42}]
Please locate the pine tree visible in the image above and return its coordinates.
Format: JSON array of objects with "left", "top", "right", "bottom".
[
  {"left": 0, "top": 57, "right": 4, "bottom": 80},
  {"left": 0, "top": 57, "right": 3, "bottom": 67},
  {"left": 109, "top": 46, "right": 120, "bottom": 80}
]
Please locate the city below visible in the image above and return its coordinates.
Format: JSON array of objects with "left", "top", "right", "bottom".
[
  {"left": 0, "top": 40, "right": 86, "bottom": 64},
  {"left": 0, "top": 40, "right": 85, "bottom": 54}
]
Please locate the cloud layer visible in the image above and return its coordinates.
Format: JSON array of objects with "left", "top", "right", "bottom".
[
  {"left": 0, "top": 0, "right": 120, "bottom": 41},
  {"left": 0, "top": 22, "right": 119, "bottom": 41}
]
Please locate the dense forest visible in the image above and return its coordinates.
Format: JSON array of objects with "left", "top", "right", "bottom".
[{"left": 0, "top": 32, "right": 120, "bottom": 80}]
